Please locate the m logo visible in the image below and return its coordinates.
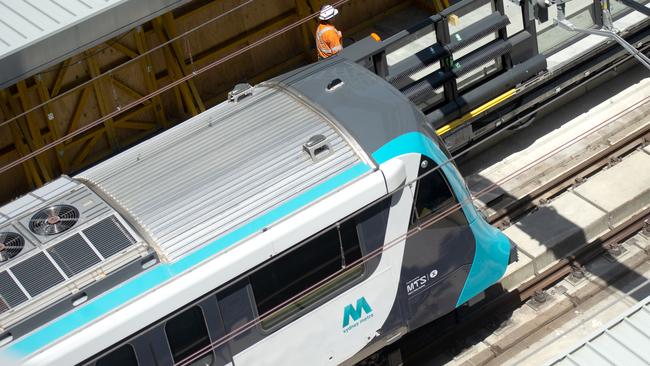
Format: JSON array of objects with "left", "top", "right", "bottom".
[{"left": 342, "top": 297, "right": 373, "bottom": 328}]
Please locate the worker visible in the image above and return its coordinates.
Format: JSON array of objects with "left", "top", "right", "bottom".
[{"left": 315, "top": 5, "right": 343, "bottom": 59}]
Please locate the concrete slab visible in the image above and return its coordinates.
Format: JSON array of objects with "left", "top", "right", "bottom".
[
  {"left": 462, "top": 67, "right": 650, "bottom": 204},
  {"left": 447, "top": 234, "right": 650, "bottom": 366},
  {"left": 502, "top": 192, "right": 608, "bottom": 285},
  {"left": 501, "top": 248, "right": 534, "bottom": 291},
  {"left": 442, "top": 336, "right": 495, "bottom": 366},
  {"left": 499, "top": 261, "right": 650, "bottom": 366},
  {"left": 570, "top": 240, "right": 648, "bottom": 303},
  {"left": 631, "top": 232, "right": 650, "bottom": 251},
  {"left": 573, "top": 152, "right": 650, "bottom": 227},
  {"left": 482, "top": 288, "right": 575, "bottom": 353}
]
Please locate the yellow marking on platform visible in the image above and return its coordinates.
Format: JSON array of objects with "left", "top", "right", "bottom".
[{"left": 436, "top": 89, "right": 516, "bottom": 136}]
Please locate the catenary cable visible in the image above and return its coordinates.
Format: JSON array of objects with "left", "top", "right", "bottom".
[
  {"left": 0, "top": 0, "right": 349, "bottom": 176},
  {"left": 0, "top": 0, "right": 254, "bottom": 130}
]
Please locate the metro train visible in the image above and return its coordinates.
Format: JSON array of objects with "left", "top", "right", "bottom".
[
  {"left": 0, "top": 0, "right": 648, "bottom": 364},
  {"left": 0, "top": 56, "right": 513, "bottom": 365}
]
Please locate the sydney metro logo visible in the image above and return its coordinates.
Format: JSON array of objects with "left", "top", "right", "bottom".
[{"left": 342, "top": 297, "right": 373, "bottom": 333}]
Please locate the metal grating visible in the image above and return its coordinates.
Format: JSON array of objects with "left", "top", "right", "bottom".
[
  {"left": 83, "top": 217, "right": 135, "bottom": 259},
  {"left": 11, "top": 253, "right": 65, "bottom": 297},
  {"left": 0, "top": 271, "right": 27, "bottom": 308},
  {"left": 549, "top": 294, "right": 650, "bottom": 365},
  {"left": 47, "top": 234, "right": 101, "bottom": 277}
]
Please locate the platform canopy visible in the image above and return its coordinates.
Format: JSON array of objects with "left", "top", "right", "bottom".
[
  {"left": 548, "top": 293, "right": 650, "bottom": 365},
  {"left": 0, "top": 0, "right": 190, "bottom": 88}
]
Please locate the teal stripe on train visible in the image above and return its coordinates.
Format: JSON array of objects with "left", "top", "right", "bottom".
[
  {"left": 5, "top": 162, "right": 371, "bottom": 358},
  {"left": 372, "top": 132, "right": 511, "bottom": 306},
  {"left": 4, "top": 131, "right": 509, "bottom": 359}
]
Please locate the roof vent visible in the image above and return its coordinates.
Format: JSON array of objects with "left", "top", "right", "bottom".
[
  {"left": 326, "top": 78, "right": 344, "bottom": 92},
  {"left": 0, "top": 233, "right": 24, "bottom": 262},
  {"left": 228, "top": 83, "right": 253, "bottom": 103},
  {"left": 29, "top": 205, "right": 79, "bottom": 236},
  {"left": 303, "top": 134, "right": 332, "bottom": 162}
]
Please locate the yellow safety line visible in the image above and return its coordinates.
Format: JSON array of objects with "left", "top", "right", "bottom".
[{"left": 436, "top": 88, "right": 517, "bottom": 136}]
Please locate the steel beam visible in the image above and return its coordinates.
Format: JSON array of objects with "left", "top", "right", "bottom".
[
  {"left": 33, "top": 74, "right": 67, "bottom": 173},
  {"left": 85, "top": 51, "right": 120, "bottom": 151},
  {"left": 161, "top": 13, "right": 205, "bottom": 113},
  {"left": 152, "top": 17, "right": 200, "bottom": 116},
  {"left": 0, "top": 91, "right": 42, "bottom": 188},
  {"left": 134, "top": 26, "right": 169, "bottom": 129},
  {"left": 15, "top": 81, "right": 52, "bottom": 181}
]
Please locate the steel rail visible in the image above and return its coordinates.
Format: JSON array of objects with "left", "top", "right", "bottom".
[
  {"left": 400, "top": 205, "right": 650, "bottom": 366},
  {"left": 517, "top": 206, "right": 650, "bottom": 301},
  {"left": 487, "top": 122, "right": 650, "bottom": 230}
]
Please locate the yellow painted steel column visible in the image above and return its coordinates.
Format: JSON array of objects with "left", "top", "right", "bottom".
[
  {"left": 85, "top": 51, "right": 121, "bottom": 152},
  {"left": 134, "top": 26, "right": 169, "bottom": 129},
  {"left": 33, "top": 74, "right": 67, "bottom": 173},
  {"left": 14, "top": 82, "right": 52, "bottom": 181}
]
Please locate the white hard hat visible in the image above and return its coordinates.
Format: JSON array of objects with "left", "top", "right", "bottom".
[{"left": 319, "top": 5, "right": 339, "bottom": 20}]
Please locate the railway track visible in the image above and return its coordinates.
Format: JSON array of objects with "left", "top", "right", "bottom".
[
  {"left": 365, "top": 94, "right": 650, "bottom": 366},
  {"left": 485, "top": 117, "right": 650, "bottom": 231}
]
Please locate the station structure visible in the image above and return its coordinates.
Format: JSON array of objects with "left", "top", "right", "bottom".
[
  {"left": 0, "top": 0, "right": 415, "bottom": 203},
  {"left": 0, "top": 0, "right": 649, "bottom": 365}
]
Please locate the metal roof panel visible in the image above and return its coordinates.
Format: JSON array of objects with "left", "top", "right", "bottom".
[
  {"left": 0, "top": 0, "right": 120, "bottom": 57},
  {"left": 77, "top": 85, "right": 365, "bottom": 261},
  {"left": 548, "top": 295, "right": 650, "bottom": 365},
  {"left": 0, "top": 0, "right": 190, "bottom": 88}
]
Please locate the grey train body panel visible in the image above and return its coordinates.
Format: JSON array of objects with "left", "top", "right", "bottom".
[
  {"left": 345, "top": 156, "right": 478, "bottom": 363},
  {"left": 270, "top": 59, "right": 437, "bottom": 157},
  {"left": 399, "top": 158, "right": 476, "bottom": 330}
]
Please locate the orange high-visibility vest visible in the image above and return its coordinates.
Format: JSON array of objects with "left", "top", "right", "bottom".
[{"left": 316, "top": 24, "right": 342, "bottom": 59}]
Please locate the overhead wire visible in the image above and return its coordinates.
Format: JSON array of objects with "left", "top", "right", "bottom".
[
  {"left": 2, "top": 0, "right": 644, "bottom": 361},
  {"left": 174, "top": 95, "right": 650, "bottom": 366},
  {"left": 0, "top": 0, "right": 348, "bottom": 176},
  {"left": 0, "top": 0, "right": 255, "bottom": 130}
]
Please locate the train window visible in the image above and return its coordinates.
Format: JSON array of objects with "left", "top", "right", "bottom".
[
  {"left": 165, "top": 306, "right": 214, "bottom": 365},
  {"left": 411, "top": 157, "right": 467, "bottom": 227},
  {"left": 250, "top": 221, "right": 363, "bottom": 329},
  {"left": 95, "top": 344, "right": 138, "bottom": 366}
]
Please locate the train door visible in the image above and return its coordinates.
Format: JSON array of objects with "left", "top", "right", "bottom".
[
  {"left": 217, "top": 279, "right": 260, "bottom": 366},
  {"left": 86, "top": 297, "right": 233, "bottom": 366},
  {"left": 155, "top": 297, "right": 232, "bottom": 366},
  {"left": 401, "top": 155, "right": 477, "bottom": 329}
]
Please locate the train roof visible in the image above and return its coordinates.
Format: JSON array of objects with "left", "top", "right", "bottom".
[
  {"left": 0, "top": 58, "right": 432, "bottom": 357},
  {"left": 78, "top": 80, "right": 372, "bottom": 261},
  {"left": 271, "top": 58, "right": 429, "bottom": 154}
]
